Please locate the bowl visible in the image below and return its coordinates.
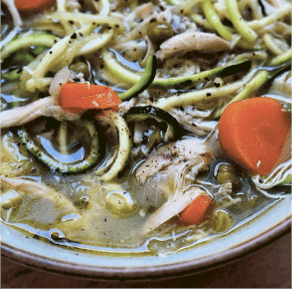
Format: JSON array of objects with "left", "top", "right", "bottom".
[{"left": 1, "top": 194, "right": 290, "bottom": 281}]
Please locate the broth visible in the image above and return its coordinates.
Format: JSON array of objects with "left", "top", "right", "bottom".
[{"left": 1, "top": 0, "right": 291, "bottom": 255}]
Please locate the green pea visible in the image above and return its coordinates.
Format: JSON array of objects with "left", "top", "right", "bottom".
[
  {"left": 216, "top": 163, "right": 239, "bottom": 187},
  {"left": 213, "top": 210, "right": 233, "bottom": 232},
  {"left": 70, "top": 62, "right": 90, "bottom": 79},
  {"left": 104, "top": 190, "right": 137, "bottom": 217},
  {"left": 146, "top": 21, "right": 174, "bottom": 45}
]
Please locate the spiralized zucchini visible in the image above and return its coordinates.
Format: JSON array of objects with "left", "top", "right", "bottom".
[{"left": 95, "top": 111, "right": 131, "bottom": 181}]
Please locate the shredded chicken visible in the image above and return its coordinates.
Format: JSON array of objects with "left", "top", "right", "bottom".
[
  {"left": 168, "top": 107, "right": 217, "bottom": 137},
  {"left": 136, "top": 137, "right": 211, "bottom": 186},
  {"left": 1, "top": 175, "right": 79, "bottom": 214},
  {"left": 142, "top": 186, "right": 206, "bottom": 235},
  {"left": 0, "top": 97, "right": 80, "bottom": 129},
  {"left": 157, "top": 32, "right": 231, "bottom": 59},
  {"left": 49, "top": 66, "right": 78, "bottom": 97},
  {"left": 136, "top": 132, "right": 225, "bottom": 234},
  {"left": 125, "top": 2, "right": 154, "bottom": 22}
]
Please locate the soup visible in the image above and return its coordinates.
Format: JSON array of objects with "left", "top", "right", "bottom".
[{"left": 1, "top": 0, "right": 291, "bottom": 255}]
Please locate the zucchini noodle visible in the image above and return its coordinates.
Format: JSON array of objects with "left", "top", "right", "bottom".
[
  {"left": 155, "top": 77, "right": 250, "bottom": 111},
  {"left": 57, "top": 121, "right": 69, "bottom": 155},
  {"left": 202, "top": 0, "right": 257, "bottom": 49},
  {"left": 96, "top": 111, "right": 131, "bottom": 181},
  {"left": 91, "top": 0, "right": 110, "bottom": 16},
  {"left": 1, "top": 33, "right": 57, "bottom": 60},
  {"left": 190, "top": 14, "right": 215, "bottom": 31},
  {"left": 225, "top": 0, "right": 258, "bottom": 42},
  {"left": 46, "top": 12, "right": 123, "bottom": 27},
  {"left": 215, "top": 49, "right": 291, "bottom": 117},
  {"left": 56, "top": 0, "right": 76, "bottom": 35},
  {"left": 262, "top": 33, "right": 284, "bottom": 55},
  {"left": 248, "top": 3, "right": 292, "bottom": 30}
]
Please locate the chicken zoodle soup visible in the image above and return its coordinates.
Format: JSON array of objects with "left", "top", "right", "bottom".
[{"left": 1, "top": 0, "right": 291, "bottom": 255}]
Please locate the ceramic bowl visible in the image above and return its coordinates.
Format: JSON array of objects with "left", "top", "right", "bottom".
[{"left": 1, "top": 194, "right": 290, "bottom": 280}]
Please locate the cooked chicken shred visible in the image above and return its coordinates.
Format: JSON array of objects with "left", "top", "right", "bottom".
[{"left": 157, "top": 32, "right": 231, "bottom": 59}]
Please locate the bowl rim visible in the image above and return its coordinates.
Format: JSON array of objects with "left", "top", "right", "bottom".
[{"left": 1, "top": 217, "right": 290, "bottom": 280}]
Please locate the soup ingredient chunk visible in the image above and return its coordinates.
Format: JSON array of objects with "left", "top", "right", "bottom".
[
  {"left": 13, "top": 0, "right": 55, "bottom": 11},
  {"left": 136, "top": 137, "right": 212, "bottom": 186},
  {"left": 104, "top": 190, "right": 137, "bottom": 217},
  {"left": 0, "top": 97, "right": 79, "bottom": 129},
  {"left": 58, "top": 83, "right": 121, "bottom": 114},
  {"left": 179, "top": 194, "right": 213, "bottom": 225},
  {"left": 216, "top": 163, "right": 239, "bottom": 187},
  {"left": 146, "top": 22, "right": 174, "bottom": 45},
  {"left": 142, "top": 186, "right": 207, "bottom": 235},
  {"left": 158, "top": 32, "right": 230, "bottom": 59},
  {"left": 218, "top": 97, "right": 291, "bottom": 175}
]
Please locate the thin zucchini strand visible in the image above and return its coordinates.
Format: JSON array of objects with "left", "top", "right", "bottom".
[
  {"left": 56, "top": 0, "right": 75, "bottom": 35},
  {"left": 118, "top": 55, "right": 157, "bottom": 100},
  {"left": 96, "top": 111, "right": 131, "bottom": 181},
  {"left": 215, "top": 53, "right": 291, "bottom": 117},
  {"left": 270, "top": 49, "right": 292, "bottom": 66},
  {"left": 190, "top": 14, "right": 215, "bottom": 31},
  {"left": 153, "top": 60, "right": 251, "bottom": 87},
  {"left": 1, "top": 33, "right": 57, "bottom": 60},
  {"left": 202, "top": 0, "right": 257, "bottom": 49},
  {"left": 155, "top": 77, "right": 250, "bottom": 111},
  {"left": 91, "top": 0, "right": 110, "bottom": 16},
  {"left": 27, "top": 26, "right": 92, "bottom": 92},
  {"left": 225, "top": 0, "right": 258, "bottom": 43},
  {"left": 248, "top": 3, "right": 292, "bottom": 30},
  {"left": 262, "top": 34, "right": 284, "bottom": 55},
  {"left": 15, "top": 119, "right": 100, "bottom": 173},
  {"left": 102, "top": 51, "right": 141, "bottom": 85},
  {"left": 215, "top": 70, "right": 268, "bottom": 117},
  {"left": 203, "top": 0, "right": 232, "bottom": 40},
  {"left": 102, "top": 51, "right": 251, "bottom": 89},
  {"left": 57, "top": 121, "right": 69, "bottom": 155}
]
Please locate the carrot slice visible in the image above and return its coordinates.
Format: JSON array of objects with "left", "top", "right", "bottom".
[
  {"left": 58, "top": 83, "right": 121, "bottom": 114},
  {"left": 218, "top": 97, "right": 291, "bottom": 176},
  {"left": 179, "top": 194, "right": 213, "bottom": 225},
  {"left": 14, "top": 0, "right": 55, "bottom": 10}
]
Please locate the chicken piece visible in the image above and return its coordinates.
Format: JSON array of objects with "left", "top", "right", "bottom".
[
  {"left": 1, "top": 175, "right": 79, "bottom": 216},
  {"left": 157, "top": 32, "right": 230, "bottom": 59},
  {"left": 129, "top": 2, "right": 153, "bottom": 21},
  {"left": 136, "top": 137, "right": 217, "bottom": 234},
  {"left": 136, "top": 137, "right": 212, "bottom": 186},
  {"left": 135, "top": 137, "right": 212, "bottom": 209},
  {"left": 142, "top": 186, "right": 206, "bottom": 235},
  {"left": 0, "top": 96, "right": 79, "bottom": 129}
]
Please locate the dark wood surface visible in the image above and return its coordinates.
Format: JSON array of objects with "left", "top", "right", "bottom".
[{"left": 1, "top": 232, "right": 291, "bottom": 288}]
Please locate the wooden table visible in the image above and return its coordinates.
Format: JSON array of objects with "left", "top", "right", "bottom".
[{"left": 1, "top": 232, "right": 290, "bottom": 288}]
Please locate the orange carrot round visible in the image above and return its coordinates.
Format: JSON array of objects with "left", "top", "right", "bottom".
[
  {"left": 13, "top": 0, "right": 55, "bottom": 10},
  {"left": 180, "top": 194, "right": 213, "bottom": 225},
  {"left": 58, "top": 83, "right": 121, "bottom": 114},
  {"left": 218, "top": 97, "right": 291, "bottom": 176}
]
